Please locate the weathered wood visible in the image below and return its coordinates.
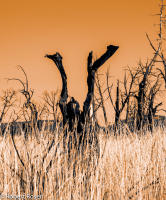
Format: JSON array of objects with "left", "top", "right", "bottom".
[
  {"left": 46, "top": 45, "right": 118, "bottom": 133},
  {"left": 83, "top": 45, "right": 118, "bottom": 117},
  {"left": 45, "top": 53, "right": 68, "bottom": 127}
]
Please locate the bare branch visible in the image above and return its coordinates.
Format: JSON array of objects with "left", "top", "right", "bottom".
[
  {"left": 0, "top": 89, "right": 16, "bottom": 122},
  {"left": 8, "top": 67, "right": 38, "bottom": 134},
  {"left": 42, "top": 90, "right": 58, "bottom": 120},
  {"left": 7, "top": 78, "right": 26, "bottom": 91},
  {"left": 17, "top": 65, "right": 29, "bottom": 91},
  {"left": 95, "top": 72, "right": 108, "bottom": 125}
]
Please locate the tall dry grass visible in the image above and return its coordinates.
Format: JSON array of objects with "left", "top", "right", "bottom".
[{"left": 0, "top": 125, "right": 165, "bottom": 200}]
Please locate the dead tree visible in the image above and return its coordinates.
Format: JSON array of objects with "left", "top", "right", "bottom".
[
  {"left": 0, "top": 89, "right": 16, "bottom": 123},
  {"left": 42, "top": 90, "right": 58, "bottom": 121},
  {"left": 134, "top": 50, "right": 159, "bottom": 130},
  {"left": 107, "top": 79, "right": 126, "bottom": 131},
  {"left": 106, "top": 69, "right": 135, "bottom": 131},
  {"left": 130, "top": 1, "right": 164, "bottom": 131},
  {"left": 124, "top": 68, "right": 140, "bottom": 123},
  {"left": 8, "top": 66, "right": 38, "bottom": 129},
  {"left": 126, "top": 0, "right": 164, "bottom": 131},
  {"left": 35, "top": 103, "right": 47, "bottom": 121},
  {"left": 95, "top": 72, "right": 108, "bottom": 126},
  {"left": 45, "top": 45, "right": 118, "bottom": 133},
  {"left": 146, "top": 0, "right": 166, "bottom": 86}
]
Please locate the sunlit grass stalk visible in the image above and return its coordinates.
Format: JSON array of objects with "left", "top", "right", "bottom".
[{"left": 0, "top": 123, "right": 165, "bottom": 199}]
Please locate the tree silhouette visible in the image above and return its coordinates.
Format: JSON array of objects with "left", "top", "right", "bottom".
[{"left": 45, "top": 45, "right": 119, "bottom": 133}]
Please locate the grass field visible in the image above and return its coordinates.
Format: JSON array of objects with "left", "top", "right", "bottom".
[{"left": 0, "top": 125, "right": 165, "bottom": 200}]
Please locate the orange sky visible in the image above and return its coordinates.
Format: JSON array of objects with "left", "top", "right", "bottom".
[{"left": 0, "top": 0, "right": 161, "bottom": 108}]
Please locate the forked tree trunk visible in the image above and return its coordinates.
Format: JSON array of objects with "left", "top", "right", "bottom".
[{"left": 45, "top": 45, "right": 118, "bottom": 133}]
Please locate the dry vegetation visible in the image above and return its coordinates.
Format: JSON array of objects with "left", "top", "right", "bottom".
[{"left": 0, "top": 125, "right": 165, "bottom": 200}]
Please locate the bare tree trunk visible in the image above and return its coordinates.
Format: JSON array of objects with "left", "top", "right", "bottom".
[
  {"left": 125, "top": 98, "right": 130, "bottom": 123},
  {"left": 82, "top": 45, "right": 118, "bottom": 121},
  {"left": 115, "top": 80, "right": 120, "bottom": 131},
  {"left": 147, "top": 79, "right": 162, "bottom": 132},
  {"left": 136, "top": 94, "right": 144, "bottom": 131}
]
